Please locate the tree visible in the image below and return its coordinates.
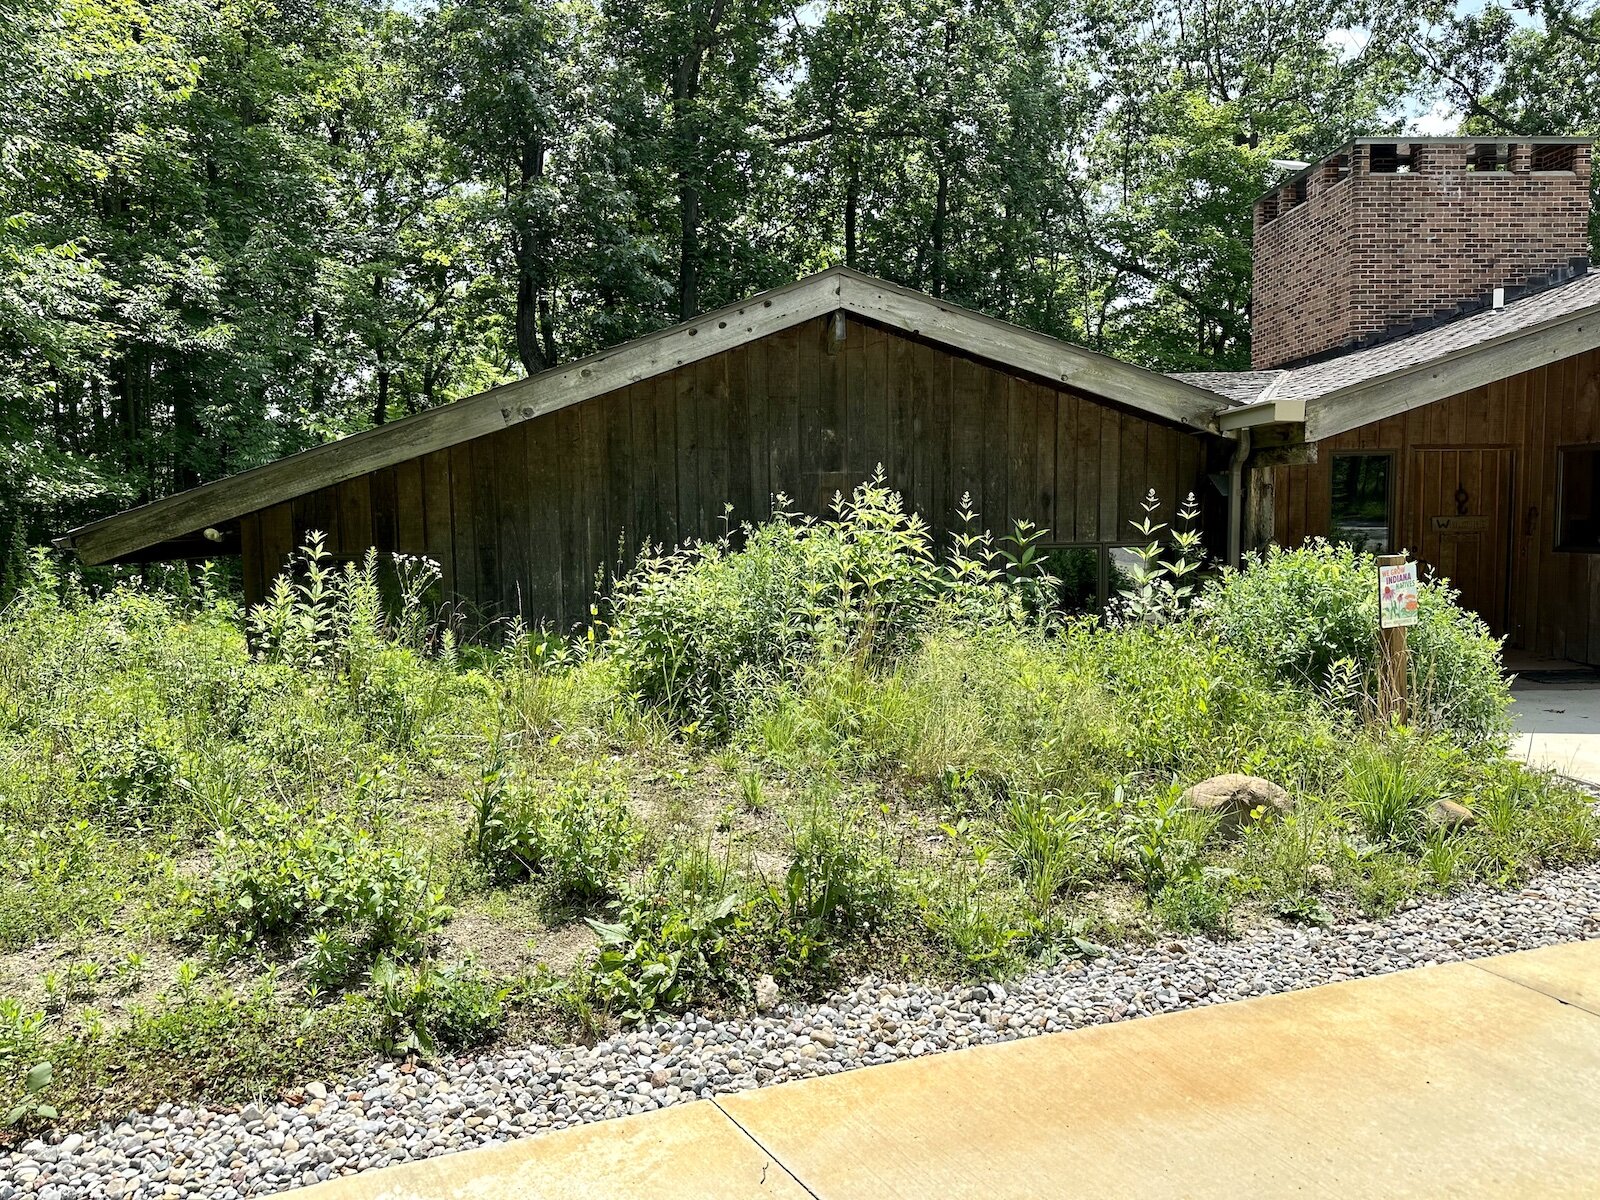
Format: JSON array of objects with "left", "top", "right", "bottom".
[{"left": 605, "top": 0, "right": 792, "bottom": 319}]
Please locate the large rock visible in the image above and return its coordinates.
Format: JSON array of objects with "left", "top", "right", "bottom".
[
  {"left": 1429, "top": 799, "right": 1477, "bottom": 831},
  {"left": 1180, "top": 774, "right": 1293, "bottom": 833}
]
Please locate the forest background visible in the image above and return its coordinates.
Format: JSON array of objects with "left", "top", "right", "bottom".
[{"left": 2, "top": 0, "right": 1597, "bottom": 595}]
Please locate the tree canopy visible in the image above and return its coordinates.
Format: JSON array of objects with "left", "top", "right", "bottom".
[{"left": 2, "top": 0, "right": 1596, "bottom": 592}]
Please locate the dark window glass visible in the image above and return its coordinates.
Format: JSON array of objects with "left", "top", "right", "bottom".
[
  {"left": 1038, "top": 547, "right": 1102, "bottom": 613},
  {"left": 1330, "top": 454, "right": 1391, "bottom": 553},
  {"left": 1559, "top": 447, "right": 1600, "bottom": 551}
]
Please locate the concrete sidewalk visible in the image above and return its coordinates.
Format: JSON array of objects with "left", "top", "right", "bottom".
[
  {"left": 1512, "top": 676, "right": 1600, "bottom": 785},
  {"left": 290, "top": 941, "right": 1600, "bottom": 1199}
]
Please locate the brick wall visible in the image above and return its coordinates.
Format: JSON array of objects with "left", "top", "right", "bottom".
[{"left": 1251, "top": 140, "right": 1594, "bottom": 370}]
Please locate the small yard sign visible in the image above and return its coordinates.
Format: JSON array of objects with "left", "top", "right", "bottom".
[{"left": 1379, "top": 559, "right": 1419, "bottom": 629}]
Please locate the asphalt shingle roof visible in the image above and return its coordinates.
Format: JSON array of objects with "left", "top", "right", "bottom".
[{"left": 1174, "top": 270, "right": 1600, "bottom": 408}]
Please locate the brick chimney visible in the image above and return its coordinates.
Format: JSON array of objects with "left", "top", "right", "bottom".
[{"left": 1250, "top": 137, "right": 1594, "bottom": 370}]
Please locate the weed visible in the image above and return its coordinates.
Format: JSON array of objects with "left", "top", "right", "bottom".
[
  {"left": 586, "top": 877, "right": 749, "bottom": 1023},
  {"left": 370, "top": 958, "right": 506, "bottom": 1060},
  {"left": 4, "top": 1062, "right": 56, "bottom": 1127},
  {"left": 471, "top": 764, "right": 635, "bottom": 902},
  {"left": 918, "top": 835, "right": 1026, "bottom": 973},
  {"left": 201, "top": 809, "right": 451, "bottom": 965},
  {"left": 1122, "top": 787, "right": 1206, "bottom": 898},
  {"left": 1344, "top": 736, "right": 1438, "bottom": 847},
  {"left": 994, "top": 792, "right": 1092, "bottom": 916}
]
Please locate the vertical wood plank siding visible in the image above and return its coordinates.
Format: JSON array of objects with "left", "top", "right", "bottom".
[
  {"left": 1269, "top": 346, "right": 1600, "bottom": 665},
  {"left": 242, "top": 316, "right": 1214, "bottom": 625}
]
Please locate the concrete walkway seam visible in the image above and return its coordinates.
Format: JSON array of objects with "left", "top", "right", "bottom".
[{"left": 710, "top": 1098, "right": 824, "bottom": 1200}]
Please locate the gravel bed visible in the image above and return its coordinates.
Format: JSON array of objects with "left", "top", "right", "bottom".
[{"left": 7, "top": 862, "right": 1600, "bottom": 1199}]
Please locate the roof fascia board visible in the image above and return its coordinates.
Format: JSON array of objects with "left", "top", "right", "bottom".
[
  {"left": 64, "top": 273, "right": 846, "bottom": 565},
  {"left": 833, "top": 272, "right": 1221, "bottom": 433},
  {"left": 1305, "top": 305, "right": 1600, "bottom": 441},
  {"left": 1217, "top": 397, "right": 1306, "bottom": 431}
]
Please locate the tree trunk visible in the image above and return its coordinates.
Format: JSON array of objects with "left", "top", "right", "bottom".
[
  {"left": 374, "top": 361, "right": 390, "bottom": 428},
  {"left": 673, "top": 53, "right": 704, "bottom": 320},
  {"left": 514, "top": 136, "right": 551, "bottom": 375},
  {"left": 169, "top": 355, "right": 202, "bottom": 491},
  {"left": 311, "top": 309, "right": 329, "bottom": 417},
  {"left": 845, "top": 160, "right": 859, "bottom": 268},
  {"left": 539, "top": 296, "right": 558, "bottom": 369}
]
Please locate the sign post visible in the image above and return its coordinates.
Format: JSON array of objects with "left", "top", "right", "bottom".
[{"left": 1376, "top": 553, "right": 1418, "bottom": 723}]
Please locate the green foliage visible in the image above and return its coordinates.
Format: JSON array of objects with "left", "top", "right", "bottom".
[
  {"left": 1342, "top": 734, "right": 1442, "bottom": 848},
  {"left": 1153, "top": 875, "right": 1234, "bottom": 936},
  {"left": 917, "top": 838, "right": 1026, "bottom": 974},
  {"left": 994, "top": 791, "right": 1092, "bottom": 915},
  {"left": 761, "top": 801, "right": 906, "bottom": 975},
  {"left": 1122, "top": 787, "right": 1208, "bottom": 898},
  {"left": 1206, "top": 540, "right": 1511, "bottom": 744},
  {"left": 470, "top": 763, "right": 635, "bottom": 900},
  {"left": 3, "top": 487, "right": 1599, "bottom": 1115},
  {"left": 606, "top": 472, "right": 1047, "bottom": 736},
  {"left": 586, "top": 872, "right": 750, "bottom": 1023},
  {"left": 370, "top": 957, "right": 507, "bottom": 1059},
  {"left": 1110, "top": 490, "right": 1206, "bottom": 627},
  {"left": 4, "top": 1061, "right": 57, "bottom": 1127},
  {"left": 202, "top": 809, "right": 451, "bottom": 967}
]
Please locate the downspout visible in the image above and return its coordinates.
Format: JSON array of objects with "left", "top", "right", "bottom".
[{"left": 1227, "top": 428, "right": 1251, "bottom": 570}]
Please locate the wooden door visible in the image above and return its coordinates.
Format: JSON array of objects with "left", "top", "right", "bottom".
[{"left": 1408, "top": 448, "right": 1515, "bottom": 637}]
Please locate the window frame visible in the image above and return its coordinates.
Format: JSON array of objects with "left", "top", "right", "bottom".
[
  {"left": 1327, "top": 450, "right": 1396, "bottom": 555},
  {"left": 1555, "top": 443, "right": 1600, "bottom": 554}
]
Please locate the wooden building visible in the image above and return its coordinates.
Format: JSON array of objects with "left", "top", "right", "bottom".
[
  {"left": 59, "top": 136, "right": 1600, "bottom": 663},
  {"left": 57, "top": 271, "right": 1229, "bottom": 628}
]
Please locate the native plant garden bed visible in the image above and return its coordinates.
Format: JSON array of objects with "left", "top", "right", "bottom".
[{"left": 1, "top": 479, "right": 1594, "bottom": 1136}]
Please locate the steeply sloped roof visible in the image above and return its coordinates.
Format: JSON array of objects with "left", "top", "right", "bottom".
[
  {"left": 59, "top": 267, "right": 1225, "bottom": 566},
  {"left": 1176, "top": 270, "right": 1600, "bottom": 439}
]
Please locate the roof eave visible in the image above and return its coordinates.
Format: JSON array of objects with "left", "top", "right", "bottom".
[
  {"left": 1217, "top": 397, "right": 1306, "bottom": 432},
  {"left": 1304, "top": 302, "right": 1600, "bottom": 441}
]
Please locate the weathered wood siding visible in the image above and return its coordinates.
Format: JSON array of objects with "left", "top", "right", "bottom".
[
  {"left": 240, "top": 315, "right": 1217, "bottom": 627},
  {"left": 1269, "top": 346, "right": 1600, "bottom": 662}
]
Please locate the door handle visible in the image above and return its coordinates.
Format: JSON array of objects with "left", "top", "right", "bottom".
[{"left": 1523, "top": 505, "right": 1538, "bottom": 536}]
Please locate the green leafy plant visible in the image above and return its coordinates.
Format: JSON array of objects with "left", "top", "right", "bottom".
[
  {"left": 605, "top": 471, "right": 1052, "bottom": 736},
  {"left": 994, "top": 791, "right": 1092, "bottom": 916},
  {"left": 1110, "top": 491, "right": 1205, "bottom": 627},
  {"left": 918, "top": 840, "right": 1026, "bottom": 973},
  {"left": 471, "top": 764, "right": 635, "bottom": 900},
  {"left": 586, "top": 877, "right": 748, "bottom": 1022},
  {"left": 4, "top": 1062, "right": 57, "bottom": 1127},
  {"left": 1206, "top": 540, "right": 1508, "bottom": 744},
  {"left": 370, "top": 958, "right": 507, "bottom": 1060},
  {"left": 202, "top": 808, "right": 451, "bottom": 965},
  {"left": 1122, "top": 787, "right": 1205, "bottom": 898}
]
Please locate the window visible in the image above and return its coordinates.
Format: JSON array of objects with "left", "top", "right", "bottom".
[
  {"left": 1558, "top": 446, "right": 1600, "bottom": 551},
  {"left": 1468, "top": 143, "right": 1507, "bottom": 172},
  {"left": 1330, "top": 453, "right": 1393, "bottom": 553},
  {"left": 1367, "top": 143, "right": 1413, "bottom": 174},
  {"left": 1037, "top": 546, "right": 1103, "bottom": 613}
]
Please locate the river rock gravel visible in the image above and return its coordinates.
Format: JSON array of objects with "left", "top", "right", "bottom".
[{"left": 6, "top": 862, "right": 1600, "bottom": 1199}]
